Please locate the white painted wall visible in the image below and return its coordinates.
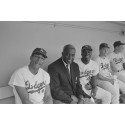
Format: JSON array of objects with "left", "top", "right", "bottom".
[{"left": 0, "top": 21, "right": 125, "bottom": 103}]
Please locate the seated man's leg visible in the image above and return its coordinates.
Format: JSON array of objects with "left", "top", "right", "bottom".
[
  {"left": 95, "top": 86, "right": 111, "bottom": 104},
  {"left": 118, "top": 79, "right": 125, "bottom": 94},
  {"left": 116, "top": 71, "right": 125, "bottom": 83},
  {"left": 117, "top": 79, "right": 125, "bottom": 103},
  {"left": 53, "top": 96, "right": 79, "bottom": 104},
  {"left": 97, "top": 80, "right": 119, "bottom": 104},
  {"left": 77, "top": 88, "right": 95, "bottom": 104},
  {"left": 120, "top": 94, "right": 125, "bottom": 104}
]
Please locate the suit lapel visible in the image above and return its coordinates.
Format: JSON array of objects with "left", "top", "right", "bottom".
[
  {"left": 70, "top": 64, "right": 75, "bottom": 87},
  {"left": 60, "top": 59, "right": 71, "bottom": 83},
  {"left": 70, "top": 63, "right": 77, "bottom": 95}
]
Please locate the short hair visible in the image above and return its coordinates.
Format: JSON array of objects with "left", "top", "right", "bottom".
[
  {"left": 31, "top": 48, "right": 47, "bottom": 58},
  {"left": 63, "top": 44, "right": 76, "bottom": 53},
  {"left": 99, "top": 43, "right": 110, "bottom": 50},
  {"left": 114, "top": 41, "right": 125, "bottom": 48},
  {"left": 81, "top": 45, "right": 92, "bottom": 53}
]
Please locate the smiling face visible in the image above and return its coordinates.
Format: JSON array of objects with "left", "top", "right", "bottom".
[
  {"left": 30, "top": 54, "right": 45, "bottom": 70},
  {"left": 100, "top": 47, "right": 109, "bottom": 57},
  {"left": 118, "top": 45, "right": 124, "bottom": 52},
  {"left": 62, "top": 45, "right": 76, "bottom": 65},
  {"left": 81, "top": 49, "right": 92, "bottom": 63}
]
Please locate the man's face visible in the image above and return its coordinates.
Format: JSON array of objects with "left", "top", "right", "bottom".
[
  {"left": 101, "top": 47, "right": 109, "bottom": 56},
  {"left": 62, "top": 48, "right": 76, "bottom": 65},
  {"left": 118, "top": 45, "right": 124, "bottom": 52},
  {"left": 30, "top": 54, "right": 45, "bottom": 69},
  {"left": 81, "top": 49, "right": 92, "bottom": 62}
]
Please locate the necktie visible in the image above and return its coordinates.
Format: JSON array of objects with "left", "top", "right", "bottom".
[{"left": 66, "top": 64, "right": 71, "bottom": 80}]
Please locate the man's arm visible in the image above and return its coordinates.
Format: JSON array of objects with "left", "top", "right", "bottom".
[
  {"left": 76, "top": 82, "right": 93, "bottom": 104},
  {"left": 90, "top": 75, "right": 97, "bottom": 89},
  {"left": 110, "top": 61, "right": 118, "bottom": 72},
  {"left": 97, "top": 73, "right": 114, "bottom": 85},
  {"left": 75, "top": 66, "right": 91, "bottom": 99},
  {"left": 89, "top": 75, "right": 98, "bottom": 97},
  {"left": 43, "top": 84, "right": 53, "bottom": 104},
  {"left": 48, "top": 65, "right": 73, "bottom": 103},
  {"left": 15, "top": 85, "right": 33, "bottom": 104},
  {"left": 76, "top": 81, "right": 91, "bottom": 99}
]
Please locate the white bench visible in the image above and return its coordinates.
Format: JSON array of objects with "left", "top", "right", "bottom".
[{"left": 0, "top": 86, "right": 15, "bottom": 104}]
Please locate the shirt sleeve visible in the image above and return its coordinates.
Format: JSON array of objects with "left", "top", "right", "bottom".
[
  {"left": 44, "top": 72, "right": 50, "bottom": 85},
  {"left": 107, "top": 53, "right": 113, "bottom": 63},
  {"left": 121, "top": 53, "right": 125, "bottom": 63},
  {"left": 93, "top": 61, "right": 99, "bottom": 75},
  {"left": 9, "top": 70, "right": 25, "bottom": 87}
]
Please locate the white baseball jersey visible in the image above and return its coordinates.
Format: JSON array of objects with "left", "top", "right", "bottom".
[
  {"left": 108, "top": 52, "right": 125, "bottom": 72},
  {"left": 9, "top": 66, "right": 50, "bottom": 104},
  {"left": 95, "top": 56, "right": 112, "bottom": 78},
  {"left": 75, "top": 59, "right": 99, "bottom": 95}
]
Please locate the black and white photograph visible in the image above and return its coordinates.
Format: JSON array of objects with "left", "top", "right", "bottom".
[
  {"left": 1, "top": 21, "right": 125, "bottom": 104},
  {"left": 0, "top": 0, "right": 125, "bottom": 125}
]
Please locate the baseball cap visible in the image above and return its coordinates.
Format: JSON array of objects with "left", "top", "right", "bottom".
[
  {"left": 99, "top": 43, "right": 110, "bottom": 50},
  {"left": 114, "top": 41, "right": 125, "bottom": 48},
  {"left": 81, "top": 45, "right": 93, "bottom": 52},
  {"left": 32, "top": 48, "right": 47, "bottom": 58}
]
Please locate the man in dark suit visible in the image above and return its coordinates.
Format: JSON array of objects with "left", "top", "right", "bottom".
[{"left": 48, "top": 44, "right": 93, "bottom": 104}]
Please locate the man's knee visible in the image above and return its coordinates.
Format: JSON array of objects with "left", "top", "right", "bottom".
[{"left": 102, "top": 91, "right": 111, "bottom": 104}]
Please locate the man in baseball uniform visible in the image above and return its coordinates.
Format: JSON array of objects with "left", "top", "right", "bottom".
[
  {"left": 95, "top": 43, "right": 125, "bottom": 104},
  {"left": 75, "top": 45, "right": 111, "bottom": 104},
  {"left": 9, "top": 48, "right": 53, "bottom": 104},
  {"left": 108, "top": 41, "right": 125, "bottom": 84},
  {"left": 95, "top": 43, "right": 120, "bottom": 104}
]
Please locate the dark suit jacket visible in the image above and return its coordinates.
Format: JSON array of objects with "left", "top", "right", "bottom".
[{"left": 48, "top": 57, "right": 90, "bottom": 103}]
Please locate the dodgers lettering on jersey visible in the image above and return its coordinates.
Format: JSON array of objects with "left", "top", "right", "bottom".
[
  {"left": 108, "top": 52, "right": 125, "bottom": 71},
  {"left": 95, "top": 57, "right": 112, "bottom": 78},
  {"left": 80, "top": 70, "right": 95, "bottom": 82},
  {"left": 100, "top": 62, "right": 110, "bottom": 70},
  {"left": 113, "top": 57, "right": 124, "bottom": 64},
  {"left": 25, "top": 80, "right": 46, "bottom": 94}
]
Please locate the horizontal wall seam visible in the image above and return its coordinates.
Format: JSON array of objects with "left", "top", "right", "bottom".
[{"left": 23, "top": 21, "right": 121, "bottom": 34}]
